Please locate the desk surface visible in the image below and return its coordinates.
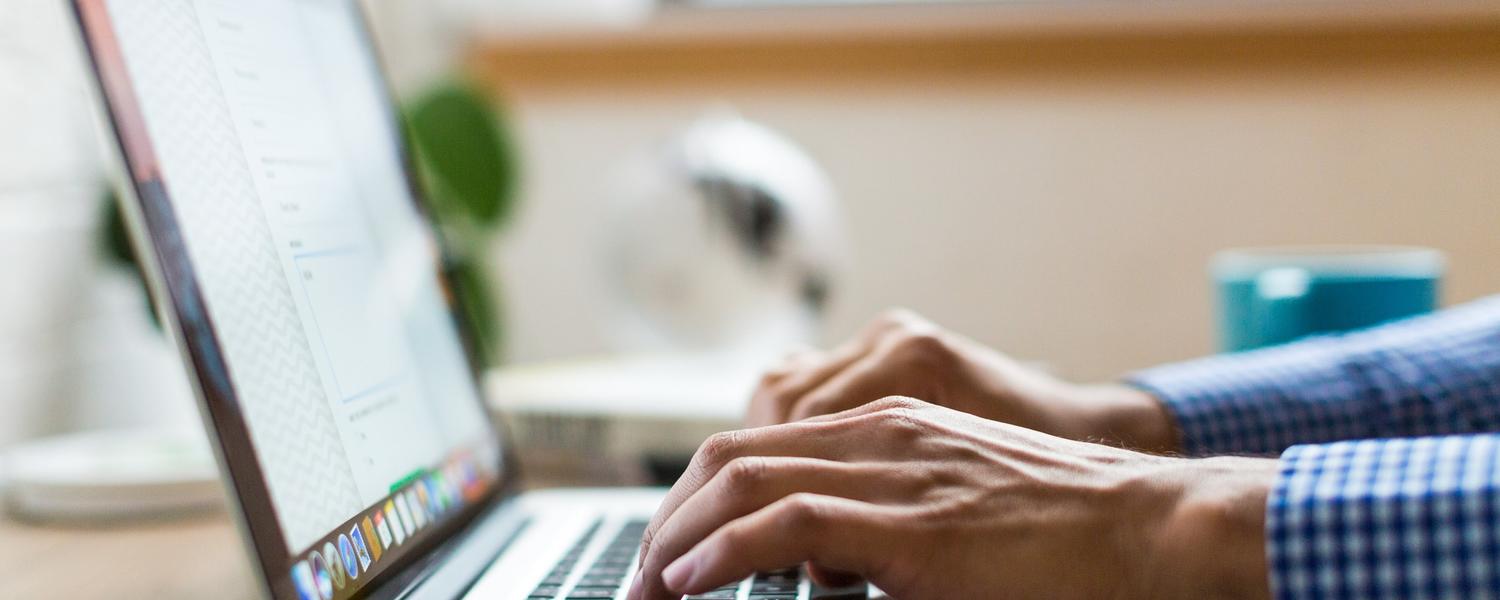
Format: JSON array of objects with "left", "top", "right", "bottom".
[
  {"left": 0, "top": 511, "right": 256, "bottom": 598},
  {"left": 0, "top": 470, "right": 624, "bottom": 598}
]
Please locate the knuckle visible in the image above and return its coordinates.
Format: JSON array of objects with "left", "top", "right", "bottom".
[
  {"left": 637, "top": 529, "right": 655, "bottom": 561},
  {"left": 875, "top": 307, "right": 911, "bottom": 327},
  {"left": 754, "top": 370, "right": 792, "bottom": 394},
  {"left": 877, "top": 307, "right": 922, "bottom": 328},
  {"left": 758, "top": 352, "right": 809, "bottom": 386},
  {"left": 696, "top": 430, "right": 746, "bottom": 467},
  {"left": 755, "top": 370, "right": 785, "bottom": 390},
  {"left": 776, "top": 493, "right": 828, "bottom": 531},
  {"left": 720, "top": 457, "right": 770, "bottom": 493},
  {"left": 871, "top": 396, "right": 921, "bottom": 412},
  {"left": 876, "top": 406, "right": 929, "bottom": 439},
  {"left": 892, "top": 329, "right": 951, "bottom": 359}
]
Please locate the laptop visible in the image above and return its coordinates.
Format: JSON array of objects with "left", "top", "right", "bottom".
[{"left": 69, "top": 2, "right": 864, "bottom": 599}]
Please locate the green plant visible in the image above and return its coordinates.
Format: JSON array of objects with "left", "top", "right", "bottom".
[
  {"left": 99, "top": 77, "right": 519, "bottom": 366},
  {"left": 404, "top": 79, "right": 520, "bottom": 366}
]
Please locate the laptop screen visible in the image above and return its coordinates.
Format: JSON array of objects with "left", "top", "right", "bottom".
[{"left": 74, "top": 1, "right": 508, "bottom": 598}]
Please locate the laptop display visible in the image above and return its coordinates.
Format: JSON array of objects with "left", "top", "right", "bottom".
[{"left": 73, "top": 1, "right": 509, "bottom": 598}]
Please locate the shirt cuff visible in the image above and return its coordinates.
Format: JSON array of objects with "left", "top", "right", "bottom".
[
  {"left": 1127, "top": 337, "right": 1372, "bottom": 456},
  {"left": 1267, "top": 436, "right": 1500, "bottom": 599}
]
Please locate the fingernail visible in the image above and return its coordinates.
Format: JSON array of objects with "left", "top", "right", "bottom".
[
  {"left": 662, "top": 554, "right": 697, "bottom": 592},
  {"left": 625, "top": 573, "right": 642, "bottom": 600}
]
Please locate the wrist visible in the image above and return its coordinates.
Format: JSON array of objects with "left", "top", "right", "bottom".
[
  {"left": 1145, "top": 457, "right": 1276, "bottom": 600},
  {"left": 1069, "top": 384, "right": 1181, "bottom": 454}
]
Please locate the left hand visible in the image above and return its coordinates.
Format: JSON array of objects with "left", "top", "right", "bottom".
[
  {"left": 627, "top": 397, "right": 1276, "bottom": 600},
  {"left": 747, "top": 310, "right": 1179, "bottom": 453}
]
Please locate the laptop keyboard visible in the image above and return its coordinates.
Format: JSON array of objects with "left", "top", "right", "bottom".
[{"left": 526, "top": 519, "right": 865, "bottom": 600}]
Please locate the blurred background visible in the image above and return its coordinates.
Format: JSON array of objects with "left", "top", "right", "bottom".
[
  {"left": 1, "top": 0, "right": 1499, "bottom": 592},
  {"left": 423, "top": 0, "right": 1500, "bottom": 381}
]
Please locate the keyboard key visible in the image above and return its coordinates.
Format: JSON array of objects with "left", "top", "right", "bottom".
[
  {"left": 809, "top": 581, "right": 868, "bottom": 599},
  {"left": 529, "top": 520, "right": 655, "bottom": 600},
  {"left": 684, "top": 592, "right": 738, "bottom": 600},
  {"left": 564, "top": 590, "right": 617, "bottom": 599}
]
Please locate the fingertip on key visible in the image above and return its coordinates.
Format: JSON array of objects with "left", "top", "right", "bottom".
[{"left": 662, "top": 554, "right": 698, "bottom": 594}]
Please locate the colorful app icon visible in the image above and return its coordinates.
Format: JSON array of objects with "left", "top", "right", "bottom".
[
  {"left": 338, "top": 534, "right": 360, "bottom": 580},
  {"left": 361, "top": 517, "right": 383, "bottom": 561},
  {"left": 454, "top": 462, "right": 469, "bottom": 498},
  {"left": 433, "top": 472, "right": 451, "bottom": 510},
  {"left": 323, "top": 541, "right": 345, "bottom": 590},
  {"left": 386, "top": 501, "right": 405, "bottom": 544},
  {"left": 422, "top": 478, "right": 441, "bottom": 516},
  {"left": 415, "top": 484, "right": 433, "bottom": 520},
  {"left": 292, "top": 561, "right": 319, "bottom": 600},
  {"left": 414, "top": 486, "right": 432, "bottom": 525},
  {"left": 395, "top": 493, "right": 415, "bottom": 537},
  {"left": 309, "top": 551, "right": 335, "bottom": 600},
  {"left": 405, "top": 489, "right": 427, "bottom": 529},
  {"left": 451, "top": 466, "right": 465, "bottom": 502},
  {"left": 350, "top": 525, "right": 373, "bottom": 571},
  {"left": 373, "top": 510, "right": 393, "bottom": 549},
  {"left": 443, "top": 467, "right": 459, "bottom": 505},
  {"left": 460, "top": 461, "right": 480, "bottom": 499}
]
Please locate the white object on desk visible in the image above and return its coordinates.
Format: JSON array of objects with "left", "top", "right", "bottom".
[
  {"left": 2, "top": 428, "right": 221, "bottom": 522},
  {"left": 486, "top": 354, "right": 758, "bottom": 483},
  {"left": 488, "top": 353, "right": 757, "bottom": 421}
]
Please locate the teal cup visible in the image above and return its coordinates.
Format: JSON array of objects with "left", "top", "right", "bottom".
[{"left": 1212, "top": 246, "right": 1444, "bottom": 352}]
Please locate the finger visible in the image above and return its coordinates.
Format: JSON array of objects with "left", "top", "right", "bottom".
[
  {"left": 757, "top": 346, "right": 824, "bottom": 387},
  {"left": 747, "top": 341, "right": 870, "bottom": 428},
  {"left": 638, "top": 420, "right": 873, "bottom": 574},
  {"left": 637, "top": 458, "right": 912, "bottom": 600},
  {"left": 746, "top": 349, "right": 831, "bottom": 427},
  {"left": 659, "top": 494, "right": 890, "bottom": 597},
  {"left": 798, "top": 395, "right": 931, "bottom": 424},
  {"left": 785, "top": 343, "right": 916, "bottom": 422},
  {"left": 747, "top": 313, "right": 911, "bottom": 427}
]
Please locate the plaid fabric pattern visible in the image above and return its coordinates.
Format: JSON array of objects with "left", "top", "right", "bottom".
[
  {"left": 1128, "top": 295, "right": 1500, "bottom": 599},
  {"left": 1130, "top": 295, "right": 1500, "bottom": 457},
  {"left": 1271, "top": 436, "right": 1500, "bottom": 599}
]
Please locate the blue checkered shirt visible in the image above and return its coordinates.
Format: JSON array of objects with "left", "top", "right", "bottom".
[{"left": 1130, "top": 295, "right": 1500, "bottom": 599}]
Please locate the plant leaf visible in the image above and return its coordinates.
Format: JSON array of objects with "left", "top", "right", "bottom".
[{"left": 405, "top": 81, "right": 518, "bottom": 229}]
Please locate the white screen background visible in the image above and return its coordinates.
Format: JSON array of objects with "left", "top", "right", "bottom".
[{"left": 106, "top": 0, "right": 494, "bottom": 552}]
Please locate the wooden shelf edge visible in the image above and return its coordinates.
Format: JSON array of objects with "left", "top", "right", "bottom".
[
  {"left": 464, "top": 1, "right": 1500, "bottom": 94},
  {"left": 472, "top": 1, "right": 1500, "bottom": 51}
]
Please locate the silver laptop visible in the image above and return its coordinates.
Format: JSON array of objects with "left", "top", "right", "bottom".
[{"left": 69, "top": 2, "right": 858, "bottom": 599}]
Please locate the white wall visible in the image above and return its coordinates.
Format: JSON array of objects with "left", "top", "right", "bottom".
[
  {"left": 482, "top": 34, "right": 1500, "bottom": 381},
  {"left": 0, "top": 1, "right": 205, "bottom": 447}
]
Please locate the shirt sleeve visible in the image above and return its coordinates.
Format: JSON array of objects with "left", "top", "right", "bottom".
[
  {"left": 1127, "top": 295, "right": 1500, "bottom": 456},
  {"left": 1268, "top": 435, "right": 1500, "bottom": 599}
]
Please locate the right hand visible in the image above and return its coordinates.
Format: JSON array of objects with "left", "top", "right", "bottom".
[
  {"left": 746, "top": 309, "right": 1180, "bottom": 453},
  {"left": 631, "top": 398, "right": 1273, "bottom": 600}
]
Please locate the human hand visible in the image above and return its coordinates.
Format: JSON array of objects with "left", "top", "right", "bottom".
[
  {"left": 748, "top": 309, "right": 1179, "bottom": 453},
  {"left": 629, "top": 398, "right": 1276, "bottom": 600}
]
